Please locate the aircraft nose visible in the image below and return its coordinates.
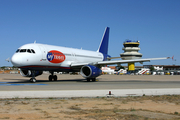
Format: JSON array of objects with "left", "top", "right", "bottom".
[{"left": 11, "top": 54, "right": 22, "bottom": 67}]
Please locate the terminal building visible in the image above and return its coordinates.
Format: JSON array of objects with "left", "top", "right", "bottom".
[
  {"left": 144, "top": 65, "right": 180, "bottom": 75},
  {"left": 107, "top": 65, "right": 180, "bottom": 75}
]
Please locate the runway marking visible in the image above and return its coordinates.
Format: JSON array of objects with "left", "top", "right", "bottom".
[
  {"left": 0, "top": 83, "right": 48, "bottom": 86},
  {"left": 0, "top": 82, "right": 8, "bottom": 83}
]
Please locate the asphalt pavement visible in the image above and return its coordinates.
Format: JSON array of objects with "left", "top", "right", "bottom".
[{"left": 0, "top": 74, "right": 180, "bottom": 98}]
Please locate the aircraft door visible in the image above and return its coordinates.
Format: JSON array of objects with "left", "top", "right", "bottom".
[{"left": 39, "top": 45, "right": 47, "bottom": 61}]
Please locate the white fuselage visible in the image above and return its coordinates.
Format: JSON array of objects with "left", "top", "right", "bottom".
[{"left": 11, "top": 43, "right": 104, "bottom": 72}]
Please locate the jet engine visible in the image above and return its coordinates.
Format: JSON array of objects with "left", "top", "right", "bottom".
[
  {"left": 80, "top": 65, "right": 102, "bottom": 78},
  {"left": 20, "top": 69, "right": 43, "bottom": 77}
]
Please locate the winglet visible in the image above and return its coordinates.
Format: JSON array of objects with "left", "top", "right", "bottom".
[
  {"left": 97, "top": 27, "right": 110, "bottom": 60},
  {"left": 6, "top": 58, "right": 11, "bottom": 62}
]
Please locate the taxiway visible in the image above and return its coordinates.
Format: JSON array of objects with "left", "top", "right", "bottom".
[{"left": 0, "top": 74, "right": 180, "bottom": 98}]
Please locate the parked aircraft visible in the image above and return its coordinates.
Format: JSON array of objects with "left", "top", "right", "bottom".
[{"left": 11, "top": 27, "right": 169, "bottom": 82}]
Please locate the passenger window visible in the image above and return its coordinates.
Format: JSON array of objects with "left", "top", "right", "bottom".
[
  {"left": 20, "top": 49, "right": 26, "bottom": 52},
  {"left": 31, "top": 49, "right": 35, "bottom": 53},
  {"left": 27, "top": 49, "right": 31, "bottom": 53},
  {"left": 16, "top": 49, "right": 19, "bottom": 53}
]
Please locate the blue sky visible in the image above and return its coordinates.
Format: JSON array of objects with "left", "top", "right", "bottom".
[{"left": 0, "top": 0, "right": 179, "bottom": 66}]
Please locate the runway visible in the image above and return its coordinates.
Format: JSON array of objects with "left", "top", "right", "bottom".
[
  {"left": 0, "top": 74, "right": 180, "bottom": 91},
  {"left": 0, "top": 74, "right": 180, "bottom": 98}
]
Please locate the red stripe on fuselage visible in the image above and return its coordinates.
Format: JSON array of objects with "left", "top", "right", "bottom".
[{"left": 19, "top": 65, "right": 70, "bottom": 69}]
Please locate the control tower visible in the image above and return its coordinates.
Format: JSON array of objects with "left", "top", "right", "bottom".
[{"left": 120, "top": 40, "right": 142, "bottom": 71}]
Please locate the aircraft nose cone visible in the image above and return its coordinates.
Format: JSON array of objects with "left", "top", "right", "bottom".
[{"left": 11, "top": 54, "right": 22, "bottom": 67}]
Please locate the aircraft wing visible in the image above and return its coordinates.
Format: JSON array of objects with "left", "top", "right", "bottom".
[
  {"left": 71, "top": 57, "right": 170, "bottom": 67},
  {"left": 97, "top": 57, "right": 170, "bottom": 65}
]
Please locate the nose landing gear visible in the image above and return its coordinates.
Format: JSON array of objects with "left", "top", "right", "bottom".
[
  {"left": 30, "top": 78, "right": 36, "bottom": 83},
  {"left": 30, "top": 71, "right": 36, "bottom": 83}
]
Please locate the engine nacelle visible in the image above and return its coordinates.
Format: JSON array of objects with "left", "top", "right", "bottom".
[
  {"left": 80, "top": 65, "right": 102, "bottom": 78},
  {"left": 20, "top": 69, "right": 43, "bottom": 77}
]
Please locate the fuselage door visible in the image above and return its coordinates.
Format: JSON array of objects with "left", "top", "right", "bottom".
[{"left": 39, "top": 45, "right": 47, "bottom": 61}]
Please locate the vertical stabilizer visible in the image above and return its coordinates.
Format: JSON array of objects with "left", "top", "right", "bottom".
[{"left": 97, "top": 27, "right": 110, "bottom": 60}]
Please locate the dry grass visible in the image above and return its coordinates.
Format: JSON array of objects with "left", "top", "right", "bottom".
[{"left": 0, "top": 95, "right": 180, "bottom": 120}]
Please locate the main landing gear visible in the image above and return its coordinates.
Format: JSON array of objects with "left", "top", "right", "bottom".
[
  {"left": 29, "top": 71, "right": 58, "bottom": 83},
  {"left": 87, "top": 78, "right": 96, "bottom": 82},
  {"left": 49, "top": 72, "right": 57, "bottom": 81}
]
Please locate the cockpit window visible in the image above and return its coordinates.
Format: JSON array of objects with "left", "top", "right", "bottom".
[
  {"left": 27, "top": 49, "right": 31, "bottom": 53},
  {"left": 20, "top": 49, "right": 26, "bottom": 52},
  {"left": 31, "top": 49, "right": 35, "bottom": 53},
  {"left": 16, "top": 49, "right": 19, "bottom": 53},
  {"left": 16, "top": 49, "right": 35, "bottom": 54}
]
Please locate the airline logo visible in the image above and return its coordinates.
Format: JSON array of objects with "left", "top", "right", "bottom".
[{"left": 47, "top": 50, "right": 66, "bottom": 63}]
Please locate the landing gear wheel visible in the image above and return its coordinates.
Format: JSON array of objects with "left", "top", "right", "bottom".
[
  {"left": 87, "top": 78, "right": 90, "bottom": 82},
  {"left": 49, "top": 75, "right": 53, "bottom": 81},
  {"left": 30, "top": 71, "right": 36, "bottom": 83},
  {"left": 49, "top": 75, "right": 58, "bottom": 81},
  {"left": 54, "top": 75, "right": 57, "bottom": 81},
  {"left": 92, "top": 78, "right": 96, "bottom": 82},
  {"left": 30, "top": 78, "right": 36, "bottom": 83}
]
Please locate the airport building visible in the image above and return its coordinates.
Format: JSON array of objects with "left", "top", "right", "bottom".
[
  {"left": 144, "top": 65, "right": 180, "bottom": 75},
  {"left": 120, "top": 40, "right": 142, "bottom": 71},
  {"left": 107, "top": 65, "right": 180, "bottom": 75}
]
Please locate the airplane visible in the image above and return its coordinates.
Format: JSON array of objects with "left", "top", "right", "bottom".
[{"left": 11, "top": 27, "right": 170, "bottom": 83}]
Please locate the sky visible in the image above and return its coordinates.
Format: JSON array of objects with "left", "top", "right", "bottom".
[{"left": 0, "top": 0, "right": 180, "bottom": 67}]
